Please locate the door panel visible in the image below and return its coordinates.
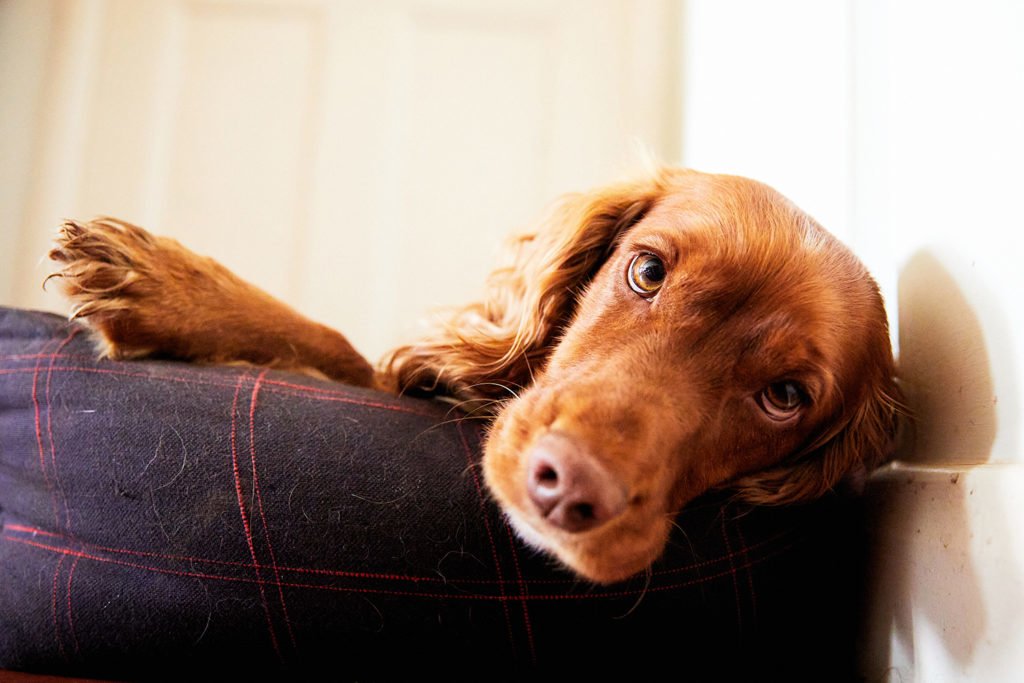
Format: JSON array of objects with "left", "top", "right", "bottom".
[{"left": 2, "top": 0, "right": 679, "bottom": 360}]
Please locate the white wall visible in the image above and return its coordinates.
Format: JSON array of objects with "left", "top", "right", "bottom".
[
  {"left": 683, "top": 1, "right": 1024, "bottom": 680},
  {"left": 682, "top": 0, "right": 853, "bottom": 241}
]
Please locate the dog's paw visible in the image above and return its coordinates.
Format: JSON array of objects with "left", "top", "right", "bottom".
[{"left": 47, "top": 218, "right": 163, "bottom": 359}]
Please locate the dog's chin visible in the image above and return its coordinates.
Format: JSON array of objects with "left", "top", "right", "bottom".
[{"left": 501, "top": 505, "right": 671, "bottom": 585}]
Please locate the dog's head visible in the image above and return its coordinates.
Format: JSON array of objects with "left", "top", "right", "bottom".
[{"left": 389, "top": 168, "right": 900, "bottom": 584}]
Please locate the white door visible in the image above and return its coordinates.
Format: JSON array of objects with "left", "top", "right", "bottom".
[{"left": 0, "top": 0, "right": 680, "bottom": 361}]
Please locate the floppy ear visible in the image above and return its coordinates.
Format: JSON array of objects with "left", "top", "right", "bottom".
[
  {"left": 733, "top": 375, "right": 903, "bottom": 505},
  {"left": 384, "top": 171, "right": 675, "bottom": 407}
]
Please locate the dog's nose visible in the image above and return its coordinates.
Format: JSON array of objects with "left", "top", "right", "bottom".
[{"left": 526, "top": 433, "right": 627, "bottom": 533}]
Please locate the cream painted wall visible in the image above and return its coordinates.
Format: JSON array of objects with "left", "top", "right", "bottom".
[{"left": 683, "top": 1, "right": 1024, "bottom": 680}]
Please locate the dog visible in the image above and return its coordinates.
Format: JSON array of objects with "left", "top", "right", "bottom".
[{"left": 47, "top": 167, "right": 900, "bottom": 584}]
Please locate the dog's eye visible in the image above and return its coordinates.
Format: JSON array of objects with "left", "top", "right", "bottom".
[
  {"left": 628, "top": 253, "right": 666, "bottom": 296},
  {"left": 758, "top": 381, "right": 805, "bottom": 421}
]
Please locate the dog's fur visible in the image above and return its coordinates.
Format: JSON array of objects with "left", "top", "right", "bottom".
[{"left": 48, "top": 168, "right": 900, "bottom": 584}]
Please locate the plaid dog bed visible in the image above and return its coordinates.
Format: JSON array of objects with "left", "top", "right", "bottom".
[{"left": 0, "top": 307, "right": 862, "bottom": 680}]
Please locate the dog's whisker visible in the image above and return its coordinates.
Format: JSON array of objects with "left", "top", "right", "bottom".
[
  {"left": 462, "top": 381, "right": 521, "bottom": 401},
  {"left": 613, "top": 566, "right": 652, "bottom": 619},
  {"left": 665, "top": 516, "right": 697, "bottom": 559}
]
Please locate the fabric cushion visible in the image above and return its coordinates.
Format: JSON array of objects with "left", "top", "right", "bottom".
[{"left": 0, "top": 307, "right": 863, "bottom": 679}]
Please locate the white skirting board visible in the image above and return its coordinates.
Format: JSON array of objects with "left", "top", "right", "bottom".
[{"left": 861, "top": 463, "right": 1024, "bottom": 681}]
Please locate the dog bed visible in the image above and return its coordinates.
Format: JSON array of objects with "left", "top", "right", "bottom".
[{"left": 0, "top": 307, "right": 863, "bottom": 679}]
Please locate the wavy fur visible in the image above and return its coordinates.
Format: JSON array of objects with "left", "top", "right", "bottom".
[{"left": 48, "top": 167, "right": 900, "bottom": 582}]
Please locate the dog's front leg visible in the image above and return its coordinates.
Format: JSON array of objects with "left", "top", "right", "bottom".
[{"left": 47, "top": 218, "right": 377, "bottom": 387}]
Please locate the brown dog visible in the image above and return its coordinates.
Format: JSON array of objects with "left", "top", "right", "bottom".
[{"left": 48, "top": 168, "right": 900, "bottom": 584}]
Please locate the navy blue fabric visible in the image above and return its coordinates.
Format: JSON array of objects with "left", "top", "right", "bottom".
[{"left": 0, "top": 307, "right": 863, "bottom": 680}]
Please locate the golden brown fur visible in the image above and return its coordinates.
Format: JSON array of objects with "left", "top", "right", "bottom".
[{"left": 48, "top": 168, "right": 900, "bottom": 584}]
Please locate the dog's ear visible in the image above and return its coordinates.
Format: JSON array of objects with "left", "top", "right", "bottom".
[
  {"left": 384, "top": 171, "right": 675, "bottom": 406},
  {"left": 733, "top": 373, "right": 902, "bottom": 505}
]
